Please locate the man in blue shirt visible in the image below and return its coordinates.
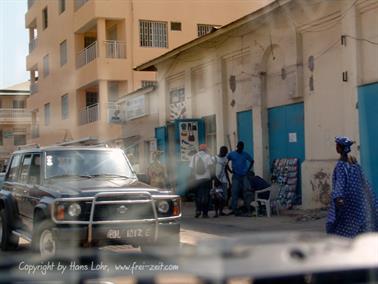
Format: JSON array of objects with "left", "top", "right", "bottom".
[{"left": 227, "top": 141, "right": 254, "bottom": 216}]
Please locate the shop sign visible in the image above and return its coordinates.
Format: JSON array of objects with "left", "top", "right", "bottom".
[{"left": 126, "top": 95, "right": 147, "bottom": 120}]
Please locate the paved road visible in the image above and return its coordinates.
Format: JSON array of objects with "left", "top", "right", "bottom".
[{"left": 0, "top": 202, "right": 326, "bottom": 257}]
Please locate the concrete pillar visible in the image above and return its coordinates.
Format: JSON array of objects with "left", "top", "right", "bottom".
[
  {"left": 184, "top": 68, "right": 193, "bottom": 118},
  {"left": 97, "top": 18, "right": 106, "bottom": 59},
  {"left": 253, "top": 73, "right": 270, "bottom": 179},
  {"left": 340, "top": 1, "right": 360, "bottom": 159},
  {"left": 215, "top": 57, "right": 226, "bottom": 150},
  {"left": 99, "top": 80, "right": 108, "bottom": 123}
]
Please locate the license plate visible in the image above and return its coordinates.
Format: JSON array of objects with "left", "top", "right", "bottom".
[{"left": 106, "top": 228, "right": 152, "bottom": 239}]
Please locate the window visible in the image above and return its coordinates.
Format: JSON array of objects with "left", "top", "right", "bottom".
[
  {"left": 0, "top": 130, "right": 3, "bottom": 146},
  {"left": 60, "top": 40, "right": 67, "bottom": 66},
  {"left": 6, "top": 154, "right": 22, "bottom": 182},
  {"left": 43, "top": 54, "right": 49, "bottom": 77},
  {"left": 171, "top": 22, "right": 182, "bottom": 31},
  {"left": 86, "top": 92, "right": 98, "bottom": 107},
  {"left": 44, "top": 103, "right": 50, "bottom": 126},
  {"left": 61, "top": 94, "right": 69, "bottom": 120},
  {"left": 14, "top": 134, "right": 26, "bottom": 146},
  {"left": 29, "top": 154, "right": 41, "bottom": 184},
  {"left": 197, "top": 24, "right": 219, "bottom": 37},
  {"left": 42, "top": 7, "right": 48, "bottom": 29},
  {"left": 13, "top": 100, "right": 25, "bottom": 109},
  {"left": 139, "top": 20, "right": 168, "bottom": 48},
  {"left": 58, "top": 0, "right": 65, "bottom": 14},
  {"left": 19, "top": 154, "right": 32, "bottom": 183},
  {"left": 141, "top": 80, "right": 157, "bottom": 88}
]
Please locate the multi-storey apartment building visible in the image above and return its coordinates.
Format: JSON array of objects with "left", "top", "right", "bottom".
[
  {"left": 0, "top": 82, "right": 31, "bottom": 169},
  {"left": 25, "top": 0, "right": 270, "bottom": 146}
]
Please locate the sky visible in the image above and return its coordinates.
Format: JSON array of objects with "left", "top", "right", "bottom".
[{"left": 0, "top": 0, "right": 28, "bottom": 89}]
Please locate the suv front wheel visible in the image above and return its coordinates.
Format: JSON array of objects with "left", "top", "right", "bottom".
[
  {"left": 32, "top": 220, "right": 58, "bottom": 258},
  {"left": 0, "top": 209, "right": 19, "bottom": 250}
]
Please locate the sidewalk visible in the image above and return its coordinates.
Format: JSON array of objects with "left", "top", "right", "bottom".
[{"left": 180, "top": 201, "right": 327, "bottom": 246}]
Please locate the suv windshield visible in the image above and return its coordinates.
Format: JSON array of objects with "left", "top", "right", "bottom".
[{"left": 44, "top": 150, "right": 135, "bottom": 179}]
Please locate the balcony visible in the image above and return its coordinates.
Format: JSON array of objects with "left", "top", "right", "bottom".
[
  {"left": 0, "top": 109, "right": 32, "bottom": 124},
  {"left": 79, "top": 103, "right": 99, "bottom": 125},
  {"left": 31, "top": 125, "right": 39, "bottom": 138},
  {"left": 29, "top": 38, "right": 38, "bottom": 53},
  {"left": 105, "top": 41, "right": 126, "bottom": 59},
  {"left": 30, "top": 82, "right": 38, "bottom": 95},
  {"left": 75, "top": 0, "right": 89, "bottom": 11},
  {"left": 76, "top": 41, "right": 98, "bottom": 68}
]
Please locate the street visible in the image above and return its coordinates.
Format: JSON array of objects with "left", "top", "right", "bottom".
[{"left": 0, "top": 201, "right": 326, "bottom": 257}]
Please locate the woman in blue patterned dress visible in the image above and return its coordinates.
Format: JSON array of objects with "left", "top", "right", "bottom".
[{"left": 326, "top": 136, "right": 378, "bottom": 238}]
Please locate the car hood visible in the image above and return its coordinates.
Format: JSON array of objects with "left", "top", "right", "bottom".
[{"left": 44, "top": 178, "right": 164, "bottom": 197}]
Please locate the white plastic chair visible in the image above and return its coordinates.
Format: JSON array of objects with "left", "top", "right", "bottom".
[{"left": 251, "top": 184, "right": 281, "bottom": 217}]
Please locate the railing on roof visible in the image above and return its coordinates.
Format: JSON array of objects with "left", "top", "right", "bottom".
[
  {"left": 105, "top": 41, "right": 127, "bottom": 59},
  {"left": 76, "top": 41, "right": 98, "bottom": 68},
  {"left": 79, "top": 103, "right": 99, "bottom": 125}
]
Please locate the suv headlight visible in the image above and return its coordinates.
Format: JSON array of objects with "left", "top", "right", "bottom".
[
  {"left": 157, "top": 200, "right": 170, "bottom": 214},
  {"left": 68, "top": 203, "right": 82, "bottom": 217}
]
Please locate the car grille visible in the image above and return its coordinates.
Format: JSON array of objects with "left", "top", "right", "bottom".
[{"left": 93, "top": 203, "right": 154, "bottom": 221}]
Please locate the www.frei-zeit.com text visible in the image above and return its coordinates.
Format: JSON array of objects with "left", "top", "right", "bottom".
[{"left": 18, "top": 261, "right": 180, "bottom": 275}]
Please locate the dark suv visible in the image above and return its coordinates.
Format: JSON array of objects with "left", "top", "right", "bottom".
[{"left": 0, "top": 146, "right": 181, "bottom": 257}]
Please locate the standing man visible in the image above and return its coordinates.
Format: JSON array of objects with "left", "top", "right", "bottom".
[
  {"left": 227, "top": 141, "right": 254, "bottom": 216},
  {"left": 189, "top": 144, "right": 214, "bottom": 218}
]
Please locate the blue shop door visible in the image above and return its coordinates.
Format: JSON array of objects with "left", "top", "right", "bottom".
[
  {"left": 358, "top": 82, "right": 378, "bottom": 194},
  {"left": 237, "top": 110, "right": 254, "bottom": 158},
  {"left": 174, "top": 119, "right": 205, "bottom": 196},
  {"left": 268, "top": 103, "right": 305, "bottom": 200},
  {"left": 155, "top": 126, "right": 167, "bottom": 163}
]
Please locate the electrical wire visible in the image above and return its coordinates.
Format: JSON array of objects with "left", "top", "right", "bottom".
[{"left": 344, "top": 35, "right": 378, "bottom": 46}]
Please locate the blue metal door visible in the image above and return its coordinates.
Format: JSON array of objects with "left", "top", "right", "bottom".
[
  {"left": 268, "top": 103, "right": 305, "bottom": 201},
  {"left": 155, "top": 126, "right": 167, "bottom": 163},
  {"left": 268, "top": 103, "right": 305, "bottom": 165},
  {"left": 237, "top": 110, "right": 254, "bottom": 158},
  {"left": 358, "top": 82, "right": 378, "bottom": 193}
]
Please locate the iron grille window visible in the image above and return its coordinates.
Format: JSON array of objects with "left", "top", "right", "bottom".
[
  {"left": 44, "top": 103, "right": 50, "bottom": 126},
  {"left": 139, "top": 20, "right": 168, "bottom": 48},
  {"left": 42, "top": 7, "right": 48, "bottom": 29},
  {"left": 60, "top": 40, "right": 67, "bottom": 66},
  {"left": 197, "top": 24, "right": 218, "bottom": 37},
  {"left": 61, "top": 94, "right": 69, "bottom": 120},
  {"left": 171, "top": 22, "right": 182, "bottom": 31}
]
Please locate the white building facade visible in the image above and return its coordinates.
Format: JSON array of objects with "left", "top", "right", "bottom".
[{"left": 130, "top": 0, "right": 378, "bottom": 208}]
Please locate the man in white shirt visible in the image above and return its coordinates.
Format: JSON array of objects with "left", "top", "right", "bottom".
[{"left": 189, "top": 144, "right": 214, "bottom": 218}]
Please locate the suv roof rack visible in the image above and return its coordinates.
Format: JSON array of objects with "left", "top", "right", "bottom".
[{"left": 17, "top": 144, "right": 40, "bottom": 150}]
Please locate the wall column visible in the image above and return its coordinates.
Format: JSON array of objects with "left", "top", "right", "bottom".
[{"left": 97, "top": 18, "right": 106, "bottom": 59}]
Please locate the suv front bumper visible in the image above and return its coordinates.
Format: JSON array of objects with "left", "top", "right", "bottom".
[{"left": 51, "top": 191, "right": 181, "bottom": 246}]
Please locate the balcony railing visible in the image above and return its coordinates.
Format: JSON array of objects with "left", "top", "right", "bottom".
[
  {"left": 31, "top": 125, "right": 39, "bottom": 138},
  {"left": 29, "top": 38, "right": 38, "bottom": 53},
  {"left": 105, "top": 41, "right": 126, "bottom": 59},
  {"left": 28, "top": 0, "right": 36, "bottom": 9},
  {"left": 76, "top": 41, "right": 98, "bottom": 68},
  {"left": 79, "top": 103, "right": 99, "bottom": 125},
  {"left": 30, "top": 82, "right": 38, "bottom": 95},
  {"left": 75, "top": 0, "right": 89, "bottom": 11},
  {"left": 0, "top": 109, "right": 32, "bottom": 124}
]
